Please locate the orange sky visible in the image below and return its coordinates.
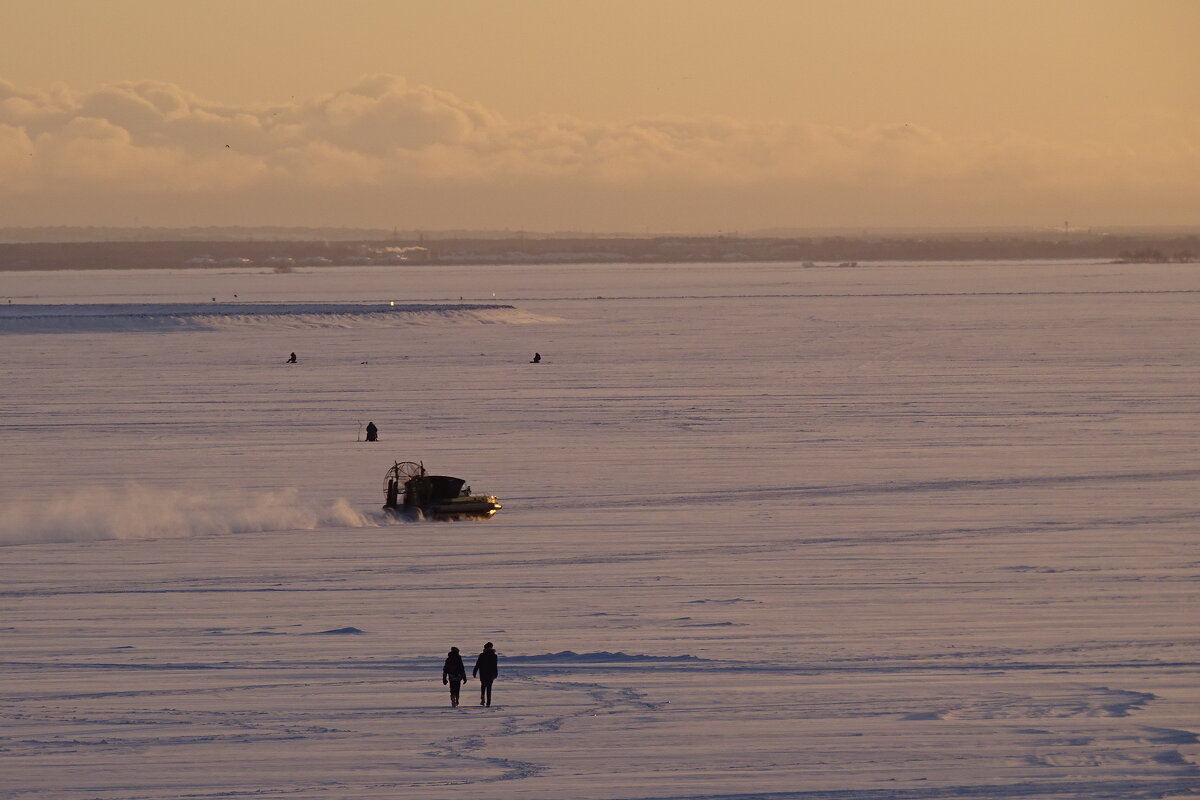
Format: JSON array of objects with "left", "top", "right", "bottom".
[{"left": 1, "top": 0, "right": 1197, "bottom": 231}]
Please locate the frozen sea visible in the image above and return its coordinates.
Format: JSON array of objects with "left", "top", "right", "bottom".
[{"left": 1, "top": 260, "right": 1198, "bottom": 800}]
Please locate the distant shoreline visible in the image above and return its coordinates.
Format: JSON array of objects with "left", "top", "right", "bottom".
[{"left": 1, "top": 234, "right": 1196, "bottom": 272}]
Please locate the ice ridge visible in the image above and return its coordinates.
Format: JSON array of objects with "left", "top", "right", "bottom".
[{"left": 0, "top": 302, "right": 557, "bottom": 334}]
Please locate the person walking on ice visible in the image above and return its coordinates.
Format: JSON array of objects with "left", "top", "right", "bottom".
[
  {"left": 473, "top": 642, "right": 498, "bottom": 706},
  {"left": 442, "top": 647, "right": 467, "bottom": 707}
]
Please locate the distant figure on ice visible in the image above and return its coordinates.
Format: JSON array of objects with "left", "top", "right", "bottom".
[
  {"left": 286, "top": 352, "right": 297, "bottom": 364},
  {"left": 473, "top": 642, "right": 498, "bottom": 706},
  {"left": 442, "top": 646, "right": 467, "bottom": 707},
  {"left": 365, "top": 421, "right": 378, "bottom": 442},
  {"left": 531, "top": 352, "right": 541, "bottom": 363}
]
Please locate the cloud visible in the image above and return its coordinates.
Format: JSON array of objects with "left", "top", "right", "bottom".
[
  {"left": 297, "top": 74, "right": 498, "bottom": 153},
  {"left": 0, "top": 76, "right": 1197, "bottom": 229},
  {"left": 31, "top": 115, "right": 264, "bottom": 192},
  {"left": 0, "top": 123, "right": 35, "bottom": 183}
]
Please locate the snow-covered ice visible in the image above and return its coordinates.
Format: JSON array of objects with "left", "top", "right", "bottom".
[{"left": 1, "top": 260, "right": 1198, "bottom": 799}]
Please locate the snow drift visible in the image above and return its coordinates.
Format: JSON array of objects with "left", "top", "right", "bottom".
[{"left": 507, "top": 651, "right": 703, "bottom": 664}]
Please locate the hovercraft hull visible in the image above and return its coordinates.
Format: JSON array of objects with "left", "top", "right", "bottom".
[{"left": 382, "top": 496, "right": 502, "bottom": 521}]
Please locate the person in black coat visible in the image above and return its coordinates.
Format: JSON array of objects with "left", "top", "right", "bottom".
[
  {"left": 472, "top": 642, "right": 498, "bottom": 706},
  {"left": 365, "top": 421, "right": 378, "bottom": 442},
  {"left": 442, "top": 646, "right": 467, "bottom": 707}
]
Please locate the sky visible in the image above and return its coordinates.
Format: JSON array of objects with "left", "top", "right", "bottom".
[{"left": 1, "top": 0, "right": 1198, "bottom": 232}]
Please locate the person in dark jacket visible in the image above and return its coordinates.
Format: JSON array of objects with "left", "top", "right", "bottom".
[
  {"left": 365, "top": 421, "right": 378, "bottom": 442},
  {"left": 286, "top": 352, "right": 297, "bottom": 363},
  {"left": 442, "top": 647, "right": 467, "bottom": 707},
  {"left": 472, "top": 642, "right": 498, "bottom": 706}
]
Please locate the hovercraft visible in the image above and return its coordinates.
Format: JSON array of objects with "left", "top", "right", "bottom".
[{"left": 383, "top": 461, "right": 502, "bottom": 521}]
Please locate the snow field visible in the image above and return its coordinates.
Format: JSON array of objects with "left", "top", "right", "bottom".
[{"left": 1, "top": 260, "right": 1198, "bottom": 799}]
